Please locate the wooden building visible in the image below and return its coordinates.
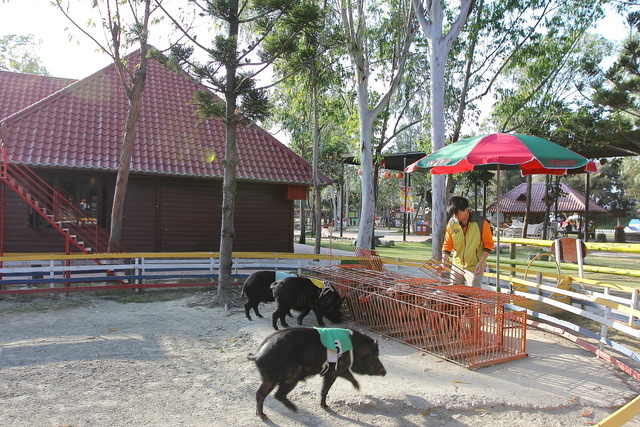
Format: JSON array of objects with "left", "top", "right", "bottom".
[
  {"left": 486, "top": 182, "right": 607, "bottom": 224},
  {"left": 0, "top": 53, "right": 328, "bottom": 254}
]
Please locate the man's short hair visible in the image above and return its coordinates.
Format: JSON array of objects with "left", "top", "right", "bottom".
[{"left": 447, "top": 196, "right": 469, "bottom": 216}]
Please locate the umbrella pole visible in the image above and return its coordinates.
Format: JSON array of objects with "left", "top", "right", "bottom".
[{"left": 495, "top": 165, "right": 501, "bottom": 292}]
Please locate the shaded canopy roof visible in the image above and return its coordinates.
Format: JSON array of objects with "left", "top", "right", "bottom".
[
  {"left": 0, "top": 52, "right": 327, "bottom": 186},
  {"left": 486, "top": 182, "right": 607, "bottom": 214},
  {"left": 343, "top": 152, "right": 426, "bottom": 171}
]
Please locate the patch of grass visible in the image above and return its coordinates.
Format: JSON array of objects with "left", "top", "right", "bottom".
[{"left": 323, "top": 239, "right": 434, "bottom": 260}]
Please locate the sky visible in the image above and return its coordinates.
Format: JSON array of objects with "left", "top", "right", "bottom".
[
  {"left": 0, "top": 1, "right": 630, "bottom": 80},
  {"left": 0, "top": 0, "right": 180, "bottom": 79}
]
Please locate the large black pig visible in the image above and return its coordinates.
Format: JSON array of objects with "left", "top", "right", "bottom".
[
  {"left": 270, "top": 276, "right": 343, "bottom": 330},
  {"left": 242, "top": 270, "right": 277, "bottom": 320},
  {"left": 249, "top": 327, "right": 387, "bottom": 419}
]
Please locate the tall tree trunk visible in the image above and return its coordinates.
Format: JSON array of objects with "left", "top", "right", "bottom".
[
  {"left": 312, "top": 83, "right": 322, "bottom": 254},
  {"left": 298, "top": 199, "right": 306, "bottom": 244},
  {"left": 340, "top": 0, "right": 413, "bottom": 249},
  {"left": 108, "top": 31, "right": 149, "bottom": 250},
  {"left": 218, "top": 116, "right": 238, "bottom": 309},
  {"left": 356, "top": 108, "right": 375, "bottom": 248},
  {"left": 412, "top": 0, "right": 473, "bottom": 257},
  {"left": 217, "top": 0, "right": 240, "bottom": 310},
  {"left": 429, "top": 45, "right": 447, "bottom": 258},
  {"left": 521, "top": 176, "right": 532, "bottom": 239}
]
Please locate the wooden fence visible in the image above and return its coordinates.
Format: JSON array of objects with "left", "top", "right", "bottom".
[{"left": 1, "top": 241, "right": 639, "bottom": 424}]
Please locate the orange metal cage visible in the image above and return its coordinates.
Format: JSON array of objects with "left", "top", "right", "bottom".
[{"left": 302, "top": 262, "right": 528, "bottom": 369}]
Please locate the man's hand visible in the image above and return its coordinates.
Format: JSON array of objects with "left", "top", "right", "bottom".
[{"left": 474, "top": 263, "right": 484, "bottom": 275}]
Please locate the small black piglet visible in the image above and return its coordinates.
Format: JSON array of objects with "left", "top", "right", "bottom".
[{"left": 242, "top": 270, "right": 278, "bottom": 320}]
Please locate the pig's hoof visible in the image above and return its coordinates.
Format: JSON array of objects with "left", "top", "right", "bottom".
[{"left": 257, "top": 410, "right": 267, "bottom": 420}]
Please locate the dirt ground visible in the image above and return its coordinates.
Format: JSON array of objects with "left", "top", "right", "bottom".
[{"left": 1, "top": 291, "right": 639, "bottom": 427}]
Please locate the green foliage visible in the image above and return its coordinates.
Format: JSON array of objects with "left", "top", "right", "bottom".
[
  {"left": 456, "top": 170, "right": 495, "bottom": 196},
  {"left": 192, "top": 90, "right": 226, "bottom": 121},
  {"left": 170, "top": 0, "right": 323, "bottom": 125},
  {"left": 239, "top": 84, "right": 271, "bottom": 123},
  {"left": 211, "top": 35, "right": 240, "bottom": 67},
  {"left": 0, "top": 34, "right": 49, "bottom": 75},
  {"left": 486, "top": 1, "right": 608, "bottom": 131},
  {"left": 565, "top": 159, "right": 636, "bottom": 213},
  {"left": 619, "top": 157, "right": 640, "bottom": 212},
  {"left": 265, "top": 0, "right": 353, "bottom": 186},
  {"left": 590, "top": 25, "right": 640, "bottom": 129}
]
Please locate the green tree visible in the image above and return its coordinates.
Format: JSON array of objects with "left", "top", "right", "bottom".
[
  {"left": 0, "top": 34, "right": 49, "bottom": 74},
  {"left": 583, "top": 10, "right": 640, "bottom": 156},
  {"left": 271, "top": 82, "right": 354, "bottom": 248},
  {"left": 565, "top": 159, "right": 636, "bottom": 214},
  {"left": 619, "top": 157, "right": 640, "bottom": 213},
  {"left": 161, "top": 0, "right": 322, "bottom": 308},
  {"left": 269, "top": 4, "right": 346, "bottom": 254},
  {"left": 54, "top": 0, "right": 156, "bottom": 249},
  {"left": 410, "top": 0, "right": 473, "bottom": 256},
  {"left": 409, "top": 0, "right": 615, "bottom": 256},
  {"left": 337, "top": 0, "right": 415, "bottom": 249}
]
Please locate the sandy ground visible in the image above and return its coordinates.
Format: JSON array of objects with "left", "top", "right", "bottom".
[{"left": 1, "top": 292, "right": 639, "bottom": 427}]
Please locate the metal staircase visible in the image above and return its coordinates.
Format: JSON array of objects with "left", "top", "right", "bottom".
[{"left": 0, "top": 144, "right": 127, "bottom": 256}]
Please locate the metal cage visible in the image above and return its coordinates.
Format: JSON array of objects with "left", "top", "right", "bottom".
[{"left": 303, "top": 261, "right": 527, "bottom": 369}]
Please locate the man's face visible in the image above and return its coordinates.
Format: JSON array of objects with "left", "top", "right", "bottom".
[{"left": 454, "top": 208, "right": 470, "bottom": 224}]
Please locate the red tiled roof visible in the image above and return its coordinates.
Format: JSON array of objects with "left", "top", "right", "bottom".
[
  {"left": 0, "top": 70, "right": 76, "bottom": 120},
  {"left": 0, "top": 54, "right": 328, "bottom": 185},
  {"left": 486, "top": 182, "right": 607, "bottom": 213}
]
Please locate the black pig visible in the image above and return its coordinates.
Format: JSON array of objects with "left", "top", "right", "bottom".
[
  {"left": 242, "top": 271, "right": 296, "bottom": 321},
  {"left": 271, "top": 276, "right": 343, "bottom": 330},
  {"left": 249, "top": 327, "right": 386, "bottom": 419},
  {"left": 242, "top": 271, "right": 278, "bottom": 320}
]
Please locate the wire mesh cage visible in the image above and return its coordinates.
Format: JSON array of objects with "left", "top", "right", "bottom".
[{"left": 303, "top": 260, "right": 527, "bottom": 369}]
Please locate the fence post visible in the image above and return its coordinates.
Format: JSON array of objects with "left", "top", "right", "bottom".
[
  {"left": 576, "top": 239, "right": 585, "bottom": 278},
  {"left": 631, "top": 289, "right": 638, "bottom": 327},
  {"left": 49, "top": 259, "right": 55, "bottom": 297},
  {"left": 134, "top": 257, "right": 140, "bottom": 285},
  {"left": 599, "top": 287, "right": 611, "bottom": 351}
]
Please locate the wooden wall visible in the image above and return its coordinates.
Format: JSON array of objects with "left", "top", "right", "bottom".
[
  {"left": 1, "top": 171, "right": 297, "bottom": 254},
  {"left": 1, "top": 190, "right": 68, "bottom": 253}
]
